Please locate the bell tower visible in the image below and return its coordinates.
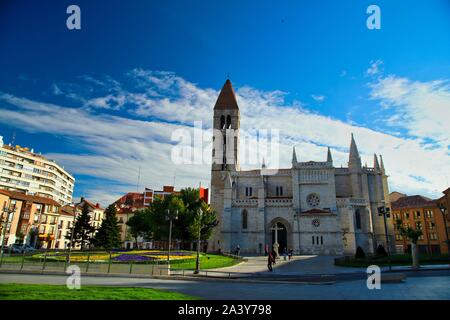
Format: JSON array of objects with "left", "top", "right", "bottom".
[{"left": 210, "top": 79, "right": 240, "bottom": 252}]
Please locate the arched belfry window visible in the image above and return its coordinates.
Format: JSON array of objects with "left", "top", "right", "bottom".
[
  {"left": 355, "top": 209, "right": 362, "bottom": 230},
  {"left": 226, "top": 115, "right": 231, "bottom": 128},
  {"left": 220, "top": 115, "right": 225, "bottom": 129},
  {"left": 242, "top": 210, "right": 248, "bottom": 229}
]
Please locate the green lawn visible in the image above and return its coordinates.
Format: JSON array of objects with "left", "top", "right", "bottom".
[
  {"left": 0, "top": 283, "right": 198, "bottom": 300},
  {"left": 171, "top": 253, "right": 240, "bottom": 270},
  {"left": 335, "top": 254, "right": 450, "bottom": 268}
]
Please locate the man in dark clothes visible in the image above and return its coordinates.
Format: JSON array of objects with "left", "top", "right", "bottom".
[{"left": 267, "top": 252, "right": 274, "bottom": 272}]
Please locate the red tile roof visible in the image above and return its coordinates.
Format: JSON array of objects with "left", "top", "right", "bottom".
[
  {"left": 0, "top": 189, "right": 61, "bottom": 207},
  {"left": 214, "top": 79, "right": 239, "bottom": 110},
  {"left": 391, "top": 195, "right": 435, "bottom": 209}
]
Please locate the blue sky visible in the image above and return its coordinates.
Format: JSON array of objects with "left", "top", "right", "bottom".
[{"left": 0, "top": 0, "right": 449, "bottom": 205}]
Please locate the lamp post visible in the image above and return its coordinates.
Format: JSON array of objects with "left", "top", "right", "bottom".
[
  {"left": 378, "top": 205, "right": 392, "bottom": 271},
  {"left": 165, "top": 209, "right": 178, "bottom": 264},
  {"left": 0, "top": 201, "right": 16, "bottom": 267},
  {"left": 194, "top": 209, "right": 203, "bottom": 275},
  {"left": 293, "top": 210, "right": 301, "bottom": 255},
  {"left": 67, "top": 209, "right": 78, "bottom": 264},
  {"left": 437, "top": 203, "right": 450, "bottom": 262}
]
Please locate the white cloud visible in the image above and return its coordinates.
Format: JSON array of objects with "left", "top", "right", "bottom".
[
  {"left": 0, "top": 70, "right": 448, "bottom": 205},
  {"left": 311, "top": 94, "right": 326, "bottom": 102},
  {"left": 369, "top": 76, "right": 450, "bottom": 148},
  {"left": 366, "top": 59, "right": 383, "bottom": 76}
]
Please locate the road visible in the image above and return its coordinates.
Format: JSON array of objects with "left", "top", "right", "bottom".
[{"left": 0, "top": 273, "right": 449, "bottom": 300}]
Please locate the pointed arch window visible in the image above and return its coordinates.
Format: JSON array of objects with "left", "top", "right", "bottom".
[
  {"left": 355, "top": 209, "right": 362, "bottom": 230},
  {"left": 226, "top": 115, "right": 231, "bottom": 128},
  {"left": 242, "top": 210, "right": 248, "bottom": 229},
  {"left": 220, "top": 115, "right": 225, "bottom": 129}
]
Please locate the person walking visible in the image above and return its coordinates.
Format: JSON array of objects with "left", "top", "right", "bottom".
[
  {"left": 235, "top": 244, "right": 240, "bottom": 256},
  {"left": 288, "top": 248, "right": 293, "bottom": 260},
  {"left": 283, "top": 247, "right": 287, "bottom": 261},
  {"left": 267, "top": 252, "right": 274, "bottom": 272}
]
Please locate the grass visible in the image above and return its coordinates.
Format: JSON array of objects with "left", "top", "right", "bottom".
[
  {"left": 170, "top": 253, "right": 241, "bottom": 270},
  {"left": 0, "top": 283, "right": 199, "bottom": 300},
  {"left": 0, "top": 251, "right": 241, "bottom": 270},
  {"left": 335, "top": 254, "right": 450, "bottom": 268}
]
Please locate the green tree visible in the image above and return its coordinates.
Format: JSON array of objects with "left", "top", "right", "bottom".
[
  {"left": 93, "top": 204, "right": 121, "bottom": 250},
  {"left": 126, "top": 209, "right": 152, "bottom": 247},
  {"left": 395, "top": 219, "right": 423, "bottom": 268},
  {"left": 66, "top": 202, "right": 96, "bottom": 251}
]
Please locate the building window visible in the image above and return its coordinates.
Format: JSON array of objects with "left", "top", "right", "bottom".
[
  {"left": 395, "top": 234, "right": 402, "bottom": 241},
  {"left": 276, "top": 186, "right": 283, "bottom": 197},
  {"left": 226, "top": 115, "right": 231, "bottom": 128},
  {"left": 414, "top": 211, "right": 421, "bottom": 219},
  {"left": 429, "top": 233, "right": 438, "bottom": 240},
  {"left": 245, "top": 187, "right": 253, "bottom": 197},
  {"left": 405, "top": 212, "right": 410, "bottom": 219},
  {"left": 242, "top": 210, "right": 248, "bottom": 229},
  {"left": 220, "top": 115, "right": 225, "bottom": 129},
  {"left": 416, "top": 221, "right": 422, "bottom": 230},
  {"left": 355, "top": 209, "right": 362, "bottom": 230},
  {"left": 306, "top": 193, "right": 320, "bottom": 207},
  {"left": 320, "top": 236, "right": 323, "bottom": 245},
  {"left": 312, "top": 236, "right": 315, "bottom": 245}
]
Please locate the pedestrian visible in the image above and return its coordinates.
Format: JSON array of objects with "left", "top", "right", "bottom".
[
  {"left": 271, "top": 250, "right": 277, "bottom": 264},
  {"left": 235, "top": 244, "right": 240, "bottom": 256},
  {"left": 267, "top": 252, "right": 273, "bottom": 272},
  {"left": 264, "top": 244, "right": 268, "bottom": 256},
  {"left": 288, "top": 248, "right": 293, "bottom": 260},
  {"left": 283, "top": 247, "right": 287, "bottom": 261}
]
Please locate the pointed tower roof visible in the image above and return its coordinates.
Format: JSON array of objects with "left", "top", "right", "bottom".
[
  {"left": 327, "top": 147, "right": 333, "bottom": 164},
  {"left": 380, "top": 155, "right": 386, "bottom": 173},
  {"left": 261, "top": 157, "right": 266, "bottom": 169},
  {"left": 348, "top": 133, "right": 362, "bottom": 168},
  {"left": 214, "top": 79, "right": 239, "bottom": 110},
  {"left": 292, "top": 147, "right": 298, "bottom": 164},
  {"left": 374, "top": 153, "right": 381, "bottom": 171}
]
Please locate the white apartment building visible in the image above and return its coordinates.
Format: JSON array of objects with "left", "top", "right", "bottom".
[{"left": 0, "top": 136, "right": 75, "bottom": 205}]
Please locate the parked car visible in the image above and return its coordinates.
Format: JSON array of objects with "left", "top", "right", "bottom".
[{"left": 9, "top": 244, "right": 36, "bottom": 254}]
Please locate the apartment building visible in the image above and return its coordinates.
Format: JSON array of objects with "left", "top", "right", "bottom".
[
  {"left": 391, "top": 193, "right": 449, "bottom": 255},
  {"left": 0, "top": 137, "right": 75, "bottom": 205},
  {"left": 0, "top": 189, "right": 61, "bottom": 248}
]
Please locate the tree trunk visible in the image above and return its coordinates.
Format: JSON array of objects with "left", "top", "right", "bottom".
[{"left": 411, "top": 242, "right": 419, "bottom": 269}]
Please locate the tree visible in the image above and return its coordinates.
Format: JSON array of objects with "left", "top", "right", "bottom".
[
  {"left": 94, "top": 204, "right": 121, "bottom": 250},
  {"left": 395, "top": 219, "right": 422, "bottom": 268},
  {"left": 126, "top": 209, "right": 152, "bottom": 247},
  {"left": 66, "top": 202, "right": 96, "bottom": 251}
]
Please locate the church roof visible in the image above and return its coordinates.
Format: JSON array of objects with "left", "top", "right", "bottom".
[{"left": 214, "top": 79, "right": 239, "bottom": 110}]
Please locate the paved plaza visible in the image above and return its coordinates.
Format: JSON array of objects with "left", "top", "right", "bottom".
[{"left": 0, "top": 273, "right": 449, "bottom": 300}]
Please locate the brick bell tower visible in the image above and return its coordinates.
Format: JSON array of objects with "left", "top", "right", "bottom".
[{"left": 210, "top": 79, "right": 240, "bottom": 252}]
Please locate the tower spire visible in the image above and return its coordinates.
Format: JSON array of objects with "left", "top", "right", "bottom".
[
  {"left": 373, "top": 153, "right": 380, "bottom": 171},
  {"left": 348, "top": 133, "right": 361, "bottom": 169},
  {"left": 327, "top": 147, "right": 333, "bottom": 165},
  {"left": 292, "top": 147, "right": 297, "bottom": 164},
  {"left": 214, "top": 79, "right": 239, "bottom": 110},
  {"left": 379, "top": 155, "right": 385, "bottom": 174}
]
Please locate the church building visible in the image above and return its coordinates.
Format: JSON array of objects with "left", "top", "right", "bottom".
[{"left": 209, "top": 79, "right": 395, "bottom": 256}]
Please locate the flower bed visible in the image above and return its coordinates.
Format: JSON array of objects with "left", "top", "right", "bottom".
[{"left": 31, "top": 250, "right": 196, "bottom": 263}]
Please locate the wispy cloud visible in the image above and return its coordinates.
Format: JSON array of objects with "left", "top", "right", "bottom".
[
  {"left": 311, "top": 94, "right": 326, "bottom": 102},
  {"left": 366, "top": 59, "right": 384, "bottom": 76},
  {"left": 0, "top": 69, "right": 448, "bottom": 205}
]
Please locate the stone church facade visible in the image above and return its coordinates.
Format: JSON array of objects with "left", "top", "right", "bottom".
[{"left": 210, "top": 79, "right": 395, "bottom": 256}]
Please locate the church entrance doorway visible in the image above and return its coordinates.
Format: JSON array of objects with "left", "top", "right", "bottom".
[{"left": 271, "top": 222, "right": 288, "bottom": 254}]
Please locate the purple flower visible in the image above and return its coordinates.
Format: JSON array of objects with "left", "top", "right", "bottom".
[{"left": 113, "top": 254, "right": 154, "bottom": 261}]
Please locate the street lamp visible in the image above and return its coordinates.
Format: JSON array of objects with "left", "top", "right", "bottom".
[
  {"left": 67, "top": 209, "right": 78, "bottom": 264},
  {"left": 165, "top": 209, "right": 178, "bottom": 264},
  {"left": 0, "top": 201, "right": 16, "bottom": 267},
  {"left": 437, "top": 203, "right": 450, "bottom": 262},
  {"left": 378, "top": 205, "right": 392, "bottom": 271},
  {"left": 194, "top": 209, "right": 203, "bottom": 275}
]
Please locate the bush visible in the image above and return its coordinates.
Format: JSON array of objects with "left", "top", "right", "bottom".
[
  {"left": 355, "top": 246, "right": 366, "bottom": 259},
  {"left": 376, "top": 244, "right": 388, "bottom": 257}
]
